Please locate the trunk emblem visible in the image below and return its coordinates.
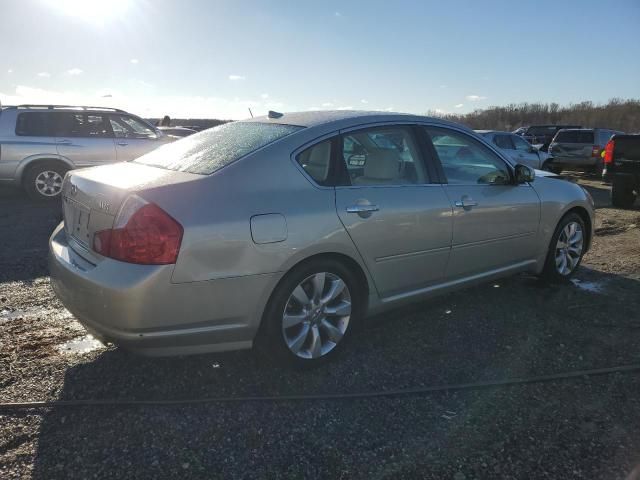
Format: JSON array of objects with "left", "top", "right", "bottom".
[{"left": 95, "top": 195, "right": 111, "bottom": 213}]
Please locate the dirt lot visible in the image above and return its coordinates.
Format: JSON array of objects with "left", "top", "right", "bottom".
[{"left": 1, "top": 175, "right": 639, "bottom": 479}]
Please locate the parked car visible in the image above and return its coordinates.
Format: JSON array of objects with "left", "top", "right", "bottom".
[
  {"left": 49, "top": 111, "right": 594, "bottom": 367},
  {"left": 158, "top": 126, "right": 198, "bottom": 138},
  {"left": 602, "top": 134, "right": 640, "bottom": 208},
  {"left": 476, "top": 130, "right": 557, "bottom": 171},
  {"left": 519, "top": 125, "right": 582, "bottom": 151},
  {"left": 0, "top": 104, "right": 170, "bottom": 200},
  {"left": 548, "top": 128, "right": 622, "bottom": 174}
]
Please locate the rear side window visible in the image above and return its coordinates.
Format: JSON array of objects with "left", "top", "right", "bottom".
[
  {"left": 135, "top": 122, "right": 303, "bottom": 175},
  {"left": 296, "top": 140, "right": 332, "bottom": 185},
  {"left": 554, "top": 130, "right": 594, "bottom": 143},
  {"left": 15, "top": 112, "right": 53, "bottom": 136}
]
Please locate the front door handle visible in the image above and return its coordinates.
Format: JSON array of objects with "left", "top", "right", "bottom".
[
  {"left": 56, "top": 139, "right": 71, "bottom": 145},
  {"left": 346, "top": 204, "right": 379, "bottom": 213},
  {"left": 454, "top": 198, "right": 478, "bottom": 209},
  {"left": 117, "top": 141, "right": 129, "bottom": 146}
]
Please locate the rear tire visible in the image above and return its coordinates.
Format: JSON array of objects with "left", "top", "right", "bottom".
[
  {"left": 24, "top": 162, "right": 68, "bottom": 201},
  {"left": 611, "top": 176, "right": 637, "bottom": 209},
  {"left": 258, "top": 258, "right": 363, "bottom": 369},
  {"left": 539, "top": 213, "right": 586, "bottom": 283}
]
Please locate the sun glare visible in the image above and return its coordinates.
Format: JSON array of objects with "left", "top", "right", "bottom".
[{"left": 44, "top": 0, "right": 130, "bottom": 24}]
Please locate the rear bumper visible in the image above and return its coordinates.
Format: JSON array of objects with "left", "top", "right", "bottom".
[{"left": 49, "top": 223, "right": 282, "bottom": 356}]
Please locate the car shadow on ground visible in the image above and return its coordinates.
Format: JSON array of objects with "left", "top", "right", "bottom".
[{"left": 29, "top": 268, "right": 640, "bottom": 478}]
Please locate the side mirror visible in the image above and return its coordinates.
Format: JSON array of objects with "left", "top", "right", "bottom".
[{"left": 515, "top": 164, "right": 535, "bottom": 183}]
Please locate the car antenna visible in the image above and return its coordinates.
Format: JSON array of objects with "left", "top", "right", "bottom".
[{"left": 248, "top": 107, "right": 254, "bottom": 118}]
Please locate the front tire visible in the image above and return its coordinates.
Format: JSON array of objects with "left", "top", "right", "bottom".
[
  {"left": 611, "top": 176, "right": 637, "bottom": 209},
  {"left": 24, "top": 162, "right": 67, "bottom": 201},
  {"left": 540, "top": 213, "right": 586, "bottom": 283},
  {"left": 259, "top": 258, "right": 363, "bottom": 368}
]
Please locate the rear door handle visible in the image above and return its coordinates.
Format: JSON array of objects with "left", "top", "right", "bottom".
[
  {"left": 346, "top": 204, "right": 379, "bottom": 213},
  {"left": 117, "top": 141, "right": 129, "bottom": 146},
  {"left": 56, "top": 139, "right": 71, "bottom": 145},
  {"left": 454, "top": 198, "right": 478, "bottom": 208}
]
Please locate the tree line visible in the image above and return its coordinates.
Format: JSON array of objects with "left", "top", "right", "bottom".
[{"left": 434, "top": 98, "right": 640, "bottom": 133}]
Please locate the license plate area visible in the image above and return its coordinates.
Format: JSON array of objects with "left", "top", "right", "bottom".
[{"left": 63, "top": 197, "right": 91, "bottom": 247}]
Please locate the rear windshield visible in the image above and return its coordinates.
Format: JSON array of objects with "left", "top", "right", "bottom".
[
  {"left": 554, "top": 130, "right": 594, "bottom": 144},
  {"left": 134, "top": 121, "right": 303, "bottom": 174}
]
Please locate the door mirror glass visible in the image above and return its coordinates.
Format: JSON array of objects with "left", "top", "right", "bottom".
[{"left": 515, "top": 164, "right": 535, "bottom": 183}]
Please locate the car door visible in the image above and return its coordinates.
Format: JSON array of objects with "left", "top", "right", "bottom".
[
  {"left": 333, "top": 125, "right": 453, "bottom": 298},
  {"left": 511, "top": 134, "right": 542, "bottom": 168},
  {"left": 424, "top": 126, "right": 540, "bottom": 280},
  {"left": 54, "top": 112, "right": 117, "bottom": 167},
  {"left": 109, "top": 113, "right": 166, "bottom": 161}
]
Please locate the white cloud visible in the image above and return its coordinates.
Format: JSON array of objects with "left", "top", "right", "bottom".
[
  {"left": 130, "top": 58, "right": 139, "bottom": 64},
  {"left": 335, "top": 11, "right": 342, "bottom": 17},
  {"left": 439, "top": 85, "right": 447, "bottom": 89},
  {"left": 37, "top": 72, "right": 51, "bottom": 78},
  {"left": 382, "top": 106, "right": 394, "bottom": 112},
  {"left": 228, "top": 75, "right": 246, "bottom": 81},
  {"left": 454, "top": 103, "right": 464, "bottom": 108},
  {"left": 321, "top": 102, "right": 334, "bottom": 107},
  {"left": 0, "top": 84, "right": 285, "bottom": 120},
  {"left": 260, "top": 93, "right": 269, "bottom": 99},
  {"left": 337, "top": 106, "right": 353, "bottom": 110},
  {"left": 360, "top": 99, "right": 368, "bottom": 104},
  {"left": 465, "top": 95, "right": 486, "bottom": 101},
  {"left": 7, "top": 69, "right": 13, "bottom": 74},
  {"left": 67, "top": 68, "right": 83, "bottom": 75}
]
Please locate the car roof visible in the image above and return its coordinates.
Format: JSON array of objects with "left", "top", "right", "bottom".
[{"left": 242, "top": 110, "right": 471, "bottom": 132}]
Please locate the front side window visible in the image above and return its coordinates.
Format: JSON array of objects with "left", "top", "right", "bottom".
[
  {"left": 341, "top": 126, "right": 427, "bottom": 186},
  {"left": 494, "top": 134, "right": 514, "bottom": 150},
  {"left": 426, "top": 127, "right": 511, "bottom": 185},
  {"left": 512, "top": 134, "right": 533, "bottom": 152},
  {"left": 296, "top": 140, "right": 332, "bottom": 185},
  {"left": 110, "top": 114, "right": 158, "bottom": 139},
  {"left": 135, "top": 121, "right": 303, "bottom": 175}
]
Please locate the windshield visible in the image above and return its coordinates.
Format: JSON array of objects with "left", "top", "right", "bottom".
[{"left": 134, "top": 122, "right": 303, "bottom": 174}]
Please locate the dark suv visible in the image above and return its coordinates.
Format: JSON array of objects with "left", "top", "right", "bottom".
[{"left": 602, "top": 134, "right": 640, "bottom": 208}]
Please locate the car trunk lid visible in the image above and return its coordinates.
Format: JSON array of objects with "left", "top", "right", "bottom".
[{"left": 62, "top": 162, "right": 202, "bottom": 260}]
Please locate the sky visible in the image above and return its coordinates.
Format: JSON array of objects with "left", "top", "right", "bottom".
[{"left": 1, "top": 0, "right": 639, "bottom": 120}]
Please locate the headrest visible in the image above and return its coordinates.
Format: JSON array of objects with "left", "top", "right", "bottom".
[{"left": 364, "top": 149, "right": 400, "bottom": 180}]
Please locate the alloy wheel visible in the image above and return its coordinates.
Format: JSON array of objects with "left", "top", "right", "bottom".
[
  {"left": 281, "top": 272, "right": 352, "bottom": 359},
  {"left": 35, "top": 170, "right": 64, "bottom": 197},
  {"left": 555, "top": 221, "right": 584, "bottom": 275}
]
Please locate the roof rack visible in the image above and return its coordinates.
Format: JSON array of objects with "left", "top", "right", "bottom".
[{"left": 13, "top": 104, "right": 125, "bottom": 113}]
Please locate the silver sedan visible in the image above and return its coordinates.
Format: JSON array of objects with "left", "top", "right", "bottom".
[{"left": 49, "top": 111, "right": 594, "bottom": 367}]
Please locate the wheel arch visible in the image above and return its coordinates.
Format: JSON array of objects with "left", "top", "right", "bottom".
[
  {"left": 16, "top": 155, "right": 73, "bottom": 185},
  {"left": 256, "top": 251, "right": 372, "bottom": 340}
]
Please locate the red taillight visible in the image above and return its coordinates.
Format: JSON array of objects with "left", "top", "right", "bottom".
[
  {"left": 93, "top": 196, "right": 183, "bottom": 265},
  {"left": 603, "top": 139, "right": 615, "bottom": 165},
  {"left": 591, "top": 145, "right": 601, "bottom": 157}
]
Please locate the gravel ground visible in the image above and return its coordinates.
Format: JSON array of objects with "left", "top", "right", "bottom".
[{"left": 1, "top": 175, "right": 639, "bottom": 479}]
